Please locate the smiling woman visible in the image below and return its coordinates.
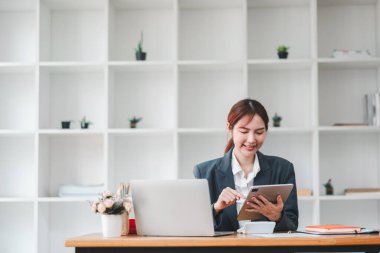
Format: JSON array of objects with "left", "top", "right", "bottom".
[{"left": 193, "top": 99, "right": 298, "bottom": 232}]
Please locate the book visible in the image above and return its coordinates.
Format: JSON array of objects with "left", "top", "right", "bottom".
[
  {"left": 305, "top": 225, "right": 361, "bottom": 234},
  {"left": 344, "top": 188, "right": 380, "bottom": 195}
]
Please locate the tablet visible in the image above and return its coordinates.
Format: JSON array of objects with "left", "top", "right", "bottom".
[{"left": 237, "top": 184, "right": 293, "bottom": 221}]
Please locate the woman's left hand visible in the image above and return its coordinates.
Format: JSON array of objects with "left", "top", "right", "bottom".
[{"left": 245, "top": 195, "right": 283, "bottom": 222}]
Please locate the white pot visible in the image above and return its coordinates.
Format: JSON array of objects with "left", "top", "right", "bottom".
[{"left": 101, "top": 214, "right": 122, "bottom": 237}]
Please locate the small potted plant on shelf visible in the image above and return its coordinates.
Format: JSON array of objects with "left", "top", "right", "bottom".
[
  {"left": 323, "top": 179, "right": 334, "bottom": 195},
  {"left": 272, "top": 113, "right": 282, "bottom": 127},
  {"left": 135, "top": 32, "right": 147, "bottom": 61},
  {"left": 277, "top": 45, "right": 289, "bottom": 59},
  {"left": 80, "top": 116, "right": 92, "bottom": 129},
  {"left": 90, "top": 190, "right": 132, "bottom": 237},
  {"left": 129, "top": 116, "right": 142, "bottom": 128},
  {"left": 61, "top": 120, "right": 73, "bottom": 129}
]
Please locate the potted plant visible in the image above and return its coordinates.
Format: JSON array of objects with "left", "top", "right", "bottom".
[
  {"left": 277, "top": 45, "right": 289, "bottom": 59},
  {"left": 61, "top": 120, "right": 73, "bottom": 129},
  {"left": 90, "top": 190, "right": 132, "bottom": 237},
  {"left": 323, "top": 179, "right": 334, "bottom": 195},
  {"left": 135, "top": 32, "right": 147, "bottom": 61},
  {"left": 272, "top": 113, "right": 282, "bottom": 127},
  {"left": 80, "top": 116, "right": 92, "bottom": 129},
  {"left": 129, "top": 116, "right": 142, "bottom": 128}
]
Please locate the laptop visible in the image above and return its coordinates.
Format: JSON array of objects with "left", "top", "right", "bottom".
[{"left": 130, "top": 179, "right": 234, "bottom": 237}]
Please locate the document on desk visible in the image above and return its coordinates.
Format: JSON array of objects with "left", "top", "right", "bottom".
[{"left": 243, "top": 233, "right": 320, "bottom": 238}]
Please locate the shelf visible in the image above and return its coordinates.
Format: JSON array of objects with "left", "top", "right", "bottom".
[
  {"left": 108, "top": 128, "right": 174, "bottom": 135},
  {"left": 0, "top": 197, "right": 35, "bottom": 202},
  {"left": 319, "top": 126, "right": 379, "bottom": 133},
  {"left": 318, "top": 58, "right": 380, "bottom": 69},
  {"left": 178, "top": 128, "right": 226, "bottom": 134},
  {"left": 38, "top": 197, "right": 97, "bottom": 202},
  {"left": 38, "top": 129, "right": 105, "bottom": 135},
  {"left": 108, "top": 61, "right": 174, "bottom": 72},
  {"left": 247, "top": 59, "right": 312, "bottom": 70},
  {"left": 178, "top": 60, "right": 243, "bottom": 71},
  {"left": 39, "top": 62, "right": 104, "bottom": 72},
  {"left": 320, "top": 195, "right": 380, "bottom": 201}
]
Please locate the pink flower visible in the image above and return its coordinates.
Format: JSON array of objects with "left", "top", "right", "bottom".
[
  {"left": 102, "top": 191, "right": 113, "bottom": 198},
  {"left": 123, "top": 201, "right": 132, "bottom": 213},
  {"left": 97, "top": 203, "right": 106, "bottom": 213},
  {"left": 91, "top": 201, "right": 99, "bottom": 213},
  {"left": 104, "top": 199, "right": 114, "bottom": 208}
]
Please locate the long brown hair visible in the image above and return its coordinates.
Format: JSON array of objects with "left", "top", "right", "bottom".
[{"left": 224, "top": 99, "right": 269, "bottom": 154}]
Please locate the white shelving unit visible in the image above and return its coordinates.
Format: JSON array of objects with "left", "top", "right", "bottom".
[{"left": 1, "top": 0, "right": 380, "bottom": 252}]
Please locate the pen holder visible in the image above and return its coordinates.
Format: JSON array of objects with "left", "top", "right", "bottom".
[{"left": 121, "top": 212, "right": 129, "bottom": 235}]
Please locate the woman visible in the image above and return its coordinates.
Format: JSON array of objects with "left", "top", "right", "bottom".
[{"left": 193, "top": 99, "right": 298, "bottom": 232}]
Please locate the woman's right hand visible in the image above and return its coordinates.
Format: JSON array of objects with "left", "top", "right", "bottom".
[{"left": 214, "top": 187, "right": 244, "bottom": 214}]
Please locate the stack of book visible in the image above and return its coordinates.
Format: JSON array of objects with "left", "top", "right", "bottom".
[
  {"left": 305, "top": 225, "right": 362, "bottom": 234},
  {"left": 366, "top": 93, "right": 380, "bottom": 126}
]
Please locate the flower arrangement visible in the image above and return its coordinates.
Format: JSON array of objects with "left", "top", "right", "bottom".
[{"left": 90, "top": 190, "right": 132, "bottom": 215}]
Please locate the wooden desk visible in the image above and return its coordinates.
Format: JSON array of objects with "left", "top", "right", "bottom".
[{"left": 65, "top": 233, "right": 380, "bottom": 253}]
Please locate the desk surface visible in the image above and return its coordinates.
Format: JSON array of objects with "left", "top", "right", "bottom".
[{"left": 65, "top": 233, "right": 380, "bottom": 248}]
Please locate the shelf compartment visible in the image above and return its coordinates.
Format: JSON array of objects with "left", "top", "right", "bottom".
[
  {"left": 319, "top": 132, "right": 379, "bottom": 196},
  {"left": 318, "top": 0, "right": 379, "bottom": 57},
  {"left": 108, "top": 0, "right": 175, "bottom": 61},
  {"left": 297, "top": 200, "right": 315, "bottom": 230},
  {"left": 321, "top": 200, "right": 379, "bottom": 228},
  {"left": 108, "top": 133, "right": 176, "bottom": 188},
  {"left": 178, "top": 0, "right": 244, "bottom": 61},
  {"left": 318, "top": 68, "right": 377, "bottom": 126},
  {"left": 0, "top": 69, "right": 36, "bottom": 129},
  {"left": 178, "top": 133, "right": 226, "bottom": 179},
  {"left": 248, "top": 68, "right": 312, "bottom": 128},
  {"left": 108, "top": 65, "right": 175, "bottom": 129},
  {"left": 0, "top": 0, "right": 36, "bottom": 62},
  {"left": 247, "top": 0, "right": 311, "bottom": 59},
  {"left": 38, "top": 135, "right": 104, "bottom": 197},
  {"left": 39, "top": 66, "right": 106, "bottom": 129},
  {"left": 0, "top": 135, "right": 35, "bottom": 197},
  {"left": 0, "top": 202, "right": 35, "bottom": 253},
  {"left": 40, "top": 0, "right": 106, "bottom": 61},
  {"left": 38, "top": 201, "right": 99, "bottom": 253},
  {"left": 261, "top": 133, "right": 313, "bottom": 191},
  {"left": 178, "top": 66, "right": 245, "bottom": 128}
]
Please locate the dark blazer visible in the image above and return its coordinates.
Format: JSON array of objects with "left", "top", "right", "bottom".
[{"left": 193, "top": 149, "right": 298, "bottom": 232}]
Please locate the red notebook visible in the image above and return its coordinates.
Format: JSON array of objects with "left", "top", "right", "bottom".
[{"left": 305, "top": 225, "right": 362, "bottom": 234}]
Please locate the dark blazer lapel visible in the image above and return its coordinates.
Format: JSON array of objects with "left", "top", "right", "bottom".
[
  {"left": 254, "top": 151, "right": 271, "bottom": 185},
  {"left": 216, "top": 149, "right": 239, "bottom": 230}
]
